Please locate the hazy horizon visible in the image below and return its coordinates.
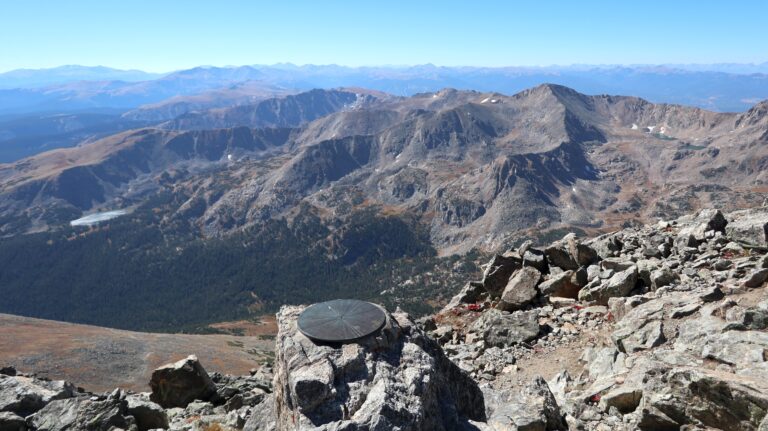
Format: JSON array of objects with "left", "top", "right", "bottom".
[
  {"left": 3, "top": 61, "right": 768, "bottom": 75},
  {"left": 2, "top": 0, "right": 767, "bottom": 73}
]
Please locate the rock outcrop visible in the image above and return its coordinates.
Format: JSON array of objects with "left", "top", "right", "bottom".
[
  {"left": 3, "top": 206, "right": 768, "bottom": 430},
  {"left": 429, "top": 206, "right": 768, "bottom": 430},
  {"left": 272, "top": 305, "right": 485, "bottom": 430},
  {"left": 0, "top": 360, "right": 273, "bottom": 431}
]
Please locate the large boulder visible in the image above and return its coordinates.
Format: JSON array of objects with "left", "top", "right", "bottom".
[
  {"left": 544, "top": 233, "right": 582, "bottom": 271},
  {"left": 149, "top": 355, "right": 217, "bottom": 408},
  {"left": 498, "top": 267, "right": 541, "bottom": 311},
  {"left": 126, "top": 395, "right": 169, "bottom": 430},
  {"left": 539, "top": 271, "right": 581, "bottom": 299},
  {"left": 273, "top": 305, "right": 485, "bottom": 430},
  {"left": 243, "top": 394, "right": 276, "bottom": 431},
  {"left": 484, "top": 377, "right": 566, "bottom": 430},
  {"left": 726, "top": 207, "right": 768, "bottom": 246},
  {"left": 0, "top": 411, "right": 26, "bottom": 431},
  {"left": 745, "top": 268, "right": 768, "bottom": 288},
  {"left": 469, "top": 309, "right": 541, "bottom": 348},
  {"left": 26, "top": 396, "right": 131, "bottom": 431},
  {"left": 675, "top": 208, "right": 728, "bottom": 249},
  {"left": 481, "top": 254, "right": 522, "bottom": 297},
  {"left": 611, "top": 298, "right": 666, "bottom": 353},
  {"left": 0, "top": 375, "right": 75, "bottom": 417},
  {"left": 578, "top": 265, "right": 638, "bottom": 305},
  {"left": 639, "top": 368, "right": 768, "bottom": 431}
]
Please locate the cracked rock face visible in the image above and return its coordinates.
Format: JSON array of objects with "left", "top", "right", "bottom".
[{"left": 273, "top": 305, "right": 485, "bottom": 430}]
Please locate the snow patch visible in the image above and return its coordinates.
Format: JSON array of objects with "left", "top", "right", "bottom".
[
  {"left": 71, "top": 210, "right": 128, "bottom": 227},
  {"left": 631, "top": 123, "right": 638, "bottom": 130}
]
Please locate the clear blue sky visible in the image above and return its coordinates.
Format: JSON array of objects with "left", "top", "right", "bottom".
[{"left": 1, "top": 0, "right": 766, "bottom": 72}]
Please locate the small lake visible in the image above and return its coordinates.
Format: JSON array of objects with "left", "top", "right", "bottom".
[{"left": 70, "top": 210, "right": 128, "bottom": 227}]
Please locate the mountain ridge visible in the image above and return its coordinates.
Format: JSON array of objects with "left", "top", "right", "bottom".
[{"left": 1, "top": 84, "right": 766, "bottom": 253}]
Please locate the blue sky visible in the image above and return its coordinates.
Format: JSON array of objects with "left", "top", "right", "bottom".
[{"left": 1, "top": 0, "right": 766, "bottom": 72}]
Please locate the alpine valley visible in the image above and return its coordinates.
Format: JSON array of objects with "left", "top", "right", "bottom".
[{"left": 0, "top": 83, "right": 766, "bottom": 333}]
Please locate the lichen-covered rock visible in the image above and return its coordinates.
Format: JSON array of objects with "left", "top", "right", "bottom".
[{"left": 273, "top": 305, "right": 485, "bottom": 430}]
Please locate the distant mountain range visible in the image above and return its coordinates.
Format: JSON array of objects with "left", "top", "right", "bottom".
[
  {"left": 1, "top": 64, "right": 768, "bottom": 115},
  {"left": 0, "top": 65, "right": 163, "bottom": 89}
]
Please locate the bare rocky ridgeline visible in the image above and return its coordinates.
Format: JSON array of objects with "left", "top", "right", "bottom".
[{"left": 2, "top": 206, "right": 768, "bottom": 430}]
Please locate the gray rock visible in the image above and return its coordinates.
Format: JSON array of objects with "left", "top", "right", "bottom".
[
  {"left": 635, "top": 259, "right": 657, "bottom": 288},
  {"left": 700, "top": 285, "right": 725, "bottom": 302},
  {"left": 522, "top": 248, "right": 549, "bottom": 273},
  {"left": 0, "top": 375, "right": 75, "bottom": 417},
  {"left": 0, "top": 411, "right": 26, "bottom": 431},
  {"left": 745, "top": 268, "right": 768, "bottom": 288},
  {"left": 539, "top": 271, "right": 580, "bottom": 299},
  {"left": 125, "top": 396, "right": 168, "bottom": 431},
  {"left": 700, "top": 330, "right": 768, "bottom": 367},
  {"left": 481, "top": 254, "right": 522, "bottom": 297},
  {"left": 586, "top": 264, "right": 601, "bottom": 282},
  {"left": 611, "top": 300, "right": 665, "bottom": 353},
  {"left": 714, "top": 259, "right": 734, "bottom": 271},
  {"left": 470, "top": 309, "right": 541, "bottom": 348},
  {"left": 675, "top": 208, "right": 728, "bottom": 249},
  {"left": 26, "top": 396, "right": 131, "bottom": 431},
  {"left": 545, "top": 235, "right": 580, "bottom": 271},
  {"left": 641, "top": 368, "right": 768, "bottom": 431},
  {"left": 599, "top": 384, "right": 643, "bottom": 414},
  {"left": 498, "top": 267, "right": 541, "bottom": 311},
  {"left": 273, "top": 305, "right": 485, "bottom": 430},
  {"left": 568, "top": 239, "right": 600, "bottom": 267},
  {"left": 725, "top": 207, "right": 768, "bottom": 246},
  {"left": 485, "top": 377, "right": 566, "bottom": 431},
  {"left": 744, "top": 301, "right": 768, "bottom": 330},
  {"left": 578, "top": 266, "right": 638, "bottom": 305},
  {"left": 650, "top": 267, "right": 678, "bottom": 290},
  {"left": 599, "top": 258, "right": 635, "bottom": 272},
  {"left": 445, "top": 282, "right": 486, "bottom": 309},
  {"left": 243, "top": 394, "right": 276, "bottom": 431},
  {"left": 149, "top": 355, "right": 217, "bottom": 408}
]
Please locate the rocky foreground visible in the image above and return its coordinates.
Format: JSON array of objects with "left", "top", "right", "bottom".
[{"left": 2, "top": 206, "right": 768, "bottom": 430}]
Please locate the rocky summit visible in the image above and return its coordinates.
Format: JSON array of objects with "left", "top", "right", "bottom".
[{"left": 2, "top": 205, "right": 768, "bottom": 430}]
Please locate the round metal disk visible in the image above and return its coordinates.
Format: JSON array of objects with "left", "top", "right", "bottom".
[{"left": 298, "top": 299, "right": 386, "bottom": 343}]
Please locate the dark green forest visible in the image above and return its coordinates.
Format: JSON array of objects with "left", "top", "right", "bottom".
[{"left": 0, "top": 196, "right": 478, "bottom": 332}]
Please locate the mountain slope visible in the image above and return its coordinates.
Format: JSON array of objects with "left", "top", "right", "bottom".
[
  {"left": 1, "top": 84, "right": 766, "bottom": 250},
  {"left": 0, "top": 84, "right": 766, "bottom": 331},
  {"left": 158, "top": 88, "right": 379, "bottom": 130}
]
